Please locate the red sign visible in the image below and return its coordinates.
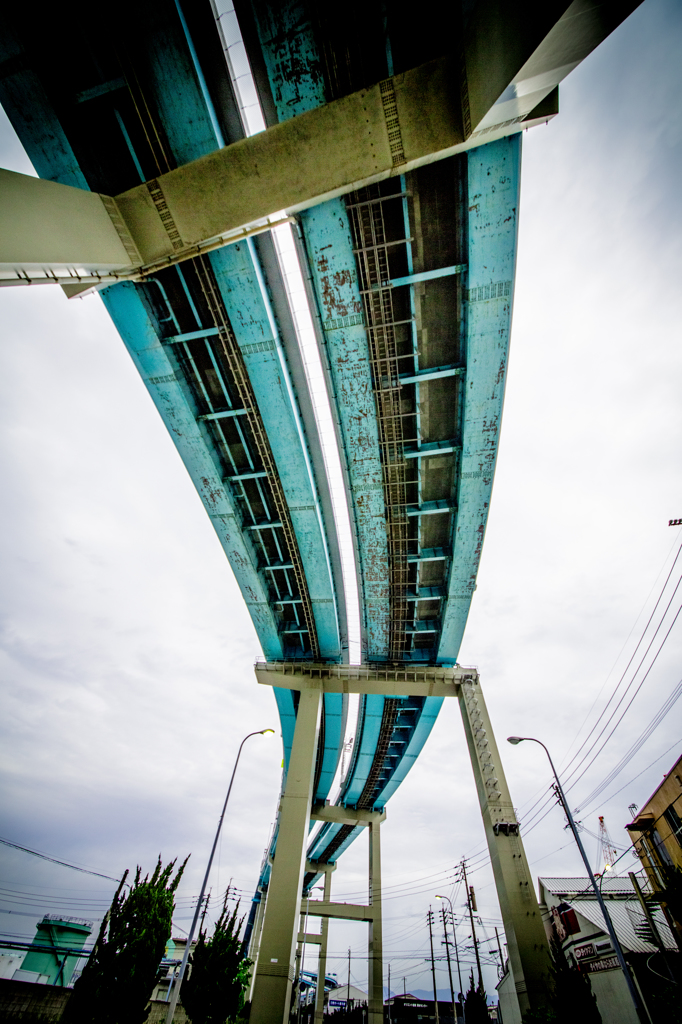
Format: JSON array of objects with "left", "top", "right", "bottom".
[{"left": 574, "top": 944, "right": 596, "bottom": 961}]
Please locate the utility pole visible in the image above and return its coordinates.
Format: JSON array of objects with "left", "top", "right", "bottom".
[
  {"left": 507, "top": 736, "right": 650, "bottom": 1024},
  {"left": 494, "top": 928, "right": 505, "bottom": 978},
  {"left": 461, "top": 860, "right": 483, "bottom": 989},
  {"left": 347, "top": 947, "right": 351, "bottom": 1016},
  {"left": 440, "top": 905, "right": 456, "bottom": 1013},
  {"left": 427, "top": 907, "right": 440, "bottom": 1024},
  {"left": 199, "top": 891, "right": 211, "bottom": 933},
  {"left": 448, "top": 913, "right": 464, "bottom": 1015},
  {"left": 451, "top": 915, "right": 465, "bottom": 1023},
  {"left": 387, "top": 963, "right": 391, "bottom": 1024}
]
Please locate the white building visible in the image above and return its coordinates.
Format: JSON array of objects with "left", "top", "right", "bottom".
[
  {"left": 497, "top": 874, "right": 678, "bottom": 1024},
  {"left": 0, "top": 953, "right": 24, "bottom": 980},
  {"left": 327, "top": 982, "right": 368, "bottom": 1009}
]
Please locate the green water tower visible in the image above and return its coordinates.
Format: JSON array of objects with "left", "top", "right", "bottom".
[{"left": 16, "top": 915, "right": 92, "bottom": 987}]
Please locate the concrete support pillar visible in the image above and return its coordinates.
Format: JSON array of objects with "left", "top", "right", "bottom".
[
  {"left": 314, "top": 870, "right": 333, "bottom": 1023},
  {"left": 458, "top": 678, "right": 549, "bottom": 1015},
  {"left": 250, "top": 689, "right": 323, "bottom": 1024},
  {"left": 367, "top": 820, "right": 383, "bottom": 1024},
  {"left": 247, "top": 892, "right": 267, "bottom": 1000}
]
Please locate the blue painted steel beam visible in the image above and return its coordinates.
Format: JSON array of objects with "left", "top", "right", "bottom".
[
  {"left": 366, "top": 264, "right": 467, "bottom": 292},
  {"left": 399, "top": 365, "right": 465, "bottom": 384},
  {"left": 121, "top": 13, "right": 343, "bottom": 663},
  {"left": 208, "top": 241, "right": 341, "bottom": 660},
  {"left": 102, "top": 282, "right": 284, "bottom": 658},
  {"left": 144, "top": 6, "right": 348, "bottom": 789},
  {"left": 404, "top": 441, "right": 462, "bottom": 458},
  {"left": 130, "top": 6, "right": 346, "bottom": 785},
  {"left": 0, "top": 9, "right": 347, "bottom": 794},
  {"left": 437, "top": 134, "right": 521, "bottom": 664},
  {"left": 247, "top": 0, "right": 390, "bottom": 663}
]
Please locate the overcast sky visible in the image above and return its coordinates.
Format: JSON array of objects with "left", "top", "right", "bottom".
[{"left": 1, "top": 0, "right": 681, "bottom": 1002}]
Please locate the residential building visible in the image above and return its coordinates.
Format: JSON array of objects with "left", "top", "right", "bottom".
[
  {"left": 626, "top": 752, "right": 682, "bottom": 943},
  {"left": 384, "top": 994, "right": 459, "bottom": 1021},
  {"left": 496, "top": 875, "right": 678, "bottom": 1024},
  {"left": 327, "top": 982, "right": 367, "bottom": 1009}
]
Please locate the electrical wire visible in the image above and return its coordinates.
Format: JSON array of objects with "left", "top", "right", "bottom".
[
  {"left": 517, "top": 587, "right": 682, "bottom": 836},
  {"left": 0, "top": 837, "right": 122, "bottom": 883},
  {"left": 579, "top": 738, "right": 682, "bottom": 818},
  {"left": 575, "top": 679, "right": 682, "bottom": 811},
  {"left": 557, "top": 529, "right": 682, "bottom": 770},
  {"left": 504, "top": 537, "right": 682, "bottom": 837}
]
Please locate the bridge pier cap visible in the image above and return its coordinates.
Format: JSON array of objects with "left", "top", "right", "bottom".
[{"left": 254, "top": 660, "right": 478, "bottom": 697}]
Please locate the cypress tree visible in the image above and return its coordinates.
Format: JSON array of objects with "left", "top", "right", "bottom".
[
  {"left": 64, "top": 856, "right": 187, "bottom": 1024},
  {"left": 181, "top": 898, "right": 252, "bottom": 1024},
  {"left": 464, "top": 970, "right": 488, "bottom": 1024}
]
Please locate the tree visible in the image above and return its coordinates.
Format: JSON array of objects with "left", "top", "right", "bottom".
[
  {"left": 64, "top": 856, "right": 187, "bottom": 1024},
  {"left": 181, "top": 898, "right": 252, "bottom": 1024},
  {"left": 464, "top": 971, "right": 488, "bottom": 1024}
]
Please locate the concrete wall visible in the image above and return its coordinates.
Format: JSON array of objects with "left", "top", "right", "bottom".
[
  {"left": 0, "top": 978, "right": 70, "bottom": 1022},
  {"left": 496, "top": 968, "right": 521, "bottom": 1024},
  {"left": 589, "top": 969, "right": 638, "bottom": 1024},
  {"left": 147, "top": 998, "right": 188, "bottom": 1023},
  {"left": 0, "top": 980, "right": 189, "bottom": 1022}
]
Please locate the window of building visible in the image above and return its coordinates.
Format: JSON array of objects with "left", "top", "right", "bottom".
[
  {"left": 652, "top": 828, "right": 674, "bottom": 867},
  {"left": 663, "top": 803, "right": 682, "bottom": 847}
]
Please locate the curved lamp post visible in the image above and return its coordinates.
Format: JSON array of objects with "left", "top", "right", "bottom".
[
  {"left": 165, "top": 728, "right": 275, "bottom": 1024},
  {"left": 507, "top": 736, "right": 648, "bottom": 1023}
]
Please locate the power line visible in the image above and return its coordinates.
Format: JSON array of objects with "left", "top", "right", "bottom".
[
  {"left": 0, "top": 838, "right": 122, "bottom": 883},
  {"left": 579, "top": 738, "right": 682, "bottom": 817},
  {"left": 507, "top": 539, "right": 682, "bottom": 836},
  {"left": 556, "top": 530, "right": 682, "bottom": 771},
  {"left": 575, "top": 678, "right": 682, "bottom": 810},
  {"left": 518, "top": 582, "right": 682, "bottom": 836}
]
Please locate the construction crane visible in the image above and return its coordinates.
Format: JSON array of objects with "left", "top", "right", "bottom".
[{"left": 597, "top": 816, "right": 619, "bottom": 875}]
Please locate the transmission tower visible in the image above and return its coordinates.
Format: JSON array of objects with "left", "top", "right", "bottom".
[{"left": 597, "top": 816, "right": 619, "bottom": 875}]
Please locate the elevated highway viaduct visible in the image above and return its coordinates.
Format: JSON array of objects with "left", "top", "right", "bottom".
[{"left": 0, "top": 1, "right": 640, "bottom": 1020}]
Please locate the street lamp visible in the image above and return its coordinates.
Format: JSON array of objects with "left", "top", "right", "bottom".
[
  {"left": 506, "top": 736, "right": 648, "bottom": 1023},
  {"left": 435, "top": 895, "right": 464, "bottom": 1023},
  {"left": 165, "top": 728, "right": 275, "bottom": 1024}
]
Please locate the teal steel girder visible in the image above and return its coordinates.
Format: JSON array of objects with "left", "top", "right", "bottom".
[
  {"left": 102, "top": 281, "right": 284, "bottom": 658},
  {"left": 0, "top": 4, "right": 347, "bottom": 797},
  {"left": 249, "top": 0, "right": 390, "bottom": 662},
  {"left": 438, "top": 134, "right": 521, "bottom": 662}
]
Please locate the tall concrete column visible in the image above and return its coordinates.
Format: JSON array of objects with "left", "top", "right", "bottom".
[
  {"left": 247, "top": 892, "right": 267, "bottom": 1000},
  {"left": 458, "top": 678, "right": 549, "bottom": 1015},
  {"left": 314, "top": 869, "right": 333, "bottom": 1023},
  {"left": 367, "top": 820, "right": 383, "bottom": 1024},
  {"left": 251, "top": 689, "right": 323, "bottom": 1024}
]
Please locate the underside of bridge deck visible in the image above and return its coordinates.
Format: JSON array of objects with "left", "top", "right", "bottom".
[{"left": 0, "top": 3, "right": 641, "bottom": 1020}]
